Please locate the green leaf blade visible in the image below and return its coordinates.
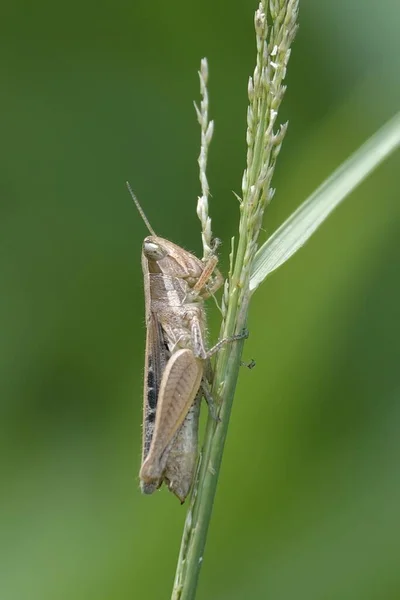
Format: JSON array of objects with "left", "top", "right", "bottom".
[{"left": 250, "top": 111, "right": 400, "bottom": 291}]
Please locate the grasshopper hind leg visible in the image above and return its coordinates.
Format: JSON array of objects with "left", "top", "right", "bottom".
[
  {"left": 163, "top": 395, "right": 201, "bottom": 503},
  {"left": 139, "top": 349, "right": 203, "bottom": 497}
]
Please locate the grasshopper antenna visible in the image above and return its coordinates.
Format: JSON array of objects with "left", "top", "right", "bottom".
[{"left": 126, "top": 181, "right": 157, "bottom": 236}]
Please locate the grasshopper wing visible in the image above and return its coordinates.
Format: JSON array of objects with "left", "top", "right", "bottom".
[{"left": 141, "top": 313, "right": 170, "bottom": 494}]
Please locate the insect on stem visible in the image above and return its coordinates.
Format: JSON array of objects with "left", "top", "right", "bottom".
[{"left": 130, "top": 186, "right": 248, "bottom": 502}]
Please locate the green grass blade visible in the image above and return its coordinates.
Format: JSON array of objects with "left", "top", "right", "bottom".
[{"left": 250, "top": 111, "right": 400, "bottom": 291}]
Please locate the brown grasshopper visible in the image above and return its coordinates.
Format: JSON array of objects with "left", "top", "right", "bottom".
[{"left": 127, "top": 183, "right": 241, "bottom": 502}]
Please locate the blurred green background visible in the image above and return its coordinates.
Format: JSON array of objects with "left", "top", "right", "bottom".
[{"left": 1, "top": 0, "right": 400, "bottom": 598}]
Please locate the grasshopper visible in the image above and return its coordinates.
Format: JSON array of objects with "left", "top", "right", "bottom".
[{"left": 127, "top": 183, "right": 240, "bottom": 502}]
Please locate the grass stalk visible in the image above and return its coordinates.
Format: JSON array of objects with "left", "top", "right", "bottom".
[{"left": 171, "top": 2, "right": 299, "bottom": 598}]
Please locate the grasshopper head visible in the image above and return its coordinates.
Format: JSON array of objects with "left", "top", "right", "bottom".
[{"left": 143, "top": 236, "right": 168, "bottom": 261}]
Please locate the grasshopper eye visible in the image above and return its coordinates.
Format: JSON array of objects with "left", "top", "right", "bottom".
[{"left": 143, "top": 238, "right": 167, "bottom": 261}]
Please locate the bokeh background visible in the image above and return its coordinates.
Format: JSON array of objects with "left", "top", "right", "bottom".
[{"left": 1, "top": 0, "right": 400, "bottom": 598}]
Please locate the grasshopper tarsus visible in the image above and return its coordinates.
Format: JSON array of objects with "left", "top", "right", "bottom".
[
  {"left": 239, "top": 327, "right": 249, "bottom": 340},
  {"left": 210, "top": 237, "right": 222, "bottom": 252},
  {"left": 240, "top": 358, "right": 256, "bottom": 370}
]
